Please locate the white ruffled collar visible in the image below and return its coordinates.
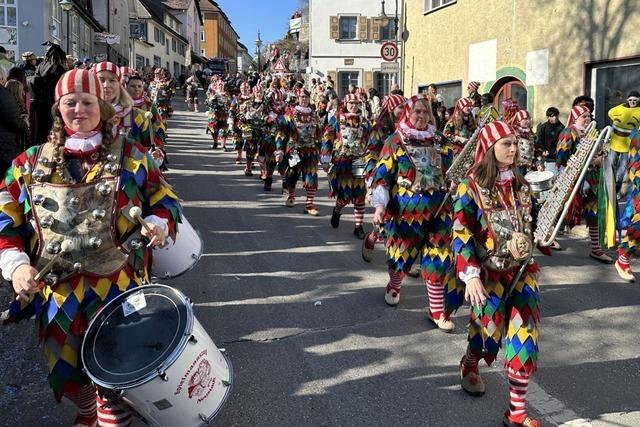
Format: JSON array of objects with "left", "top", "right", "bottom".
[{"left": 65, "top": 132, "right": 103, "bottom": 153}]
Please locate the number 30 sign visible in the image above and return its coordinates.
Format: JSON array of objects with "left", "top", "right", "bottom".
[{"left": 380, "top": 42, "right": 398, "bottom": 62}]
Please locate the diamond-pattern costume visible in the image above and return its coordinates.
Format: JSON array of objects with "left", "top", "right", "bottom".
[
  {"left": 619, "top": 131, "right": 640, "bottom": 255},
  {"left": 280, "top": 106, "right": 321, "bottom": 191},
  {"left": 0, "top": 139, "right": 181, "bottom": 400}
]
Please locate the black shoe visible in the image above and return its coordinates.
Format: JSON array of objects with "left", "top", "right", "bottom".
[
  {"left": 330, "top": 208, "right": 341, "bottom": 228},
  {"left": 353, "top": 225, "right": 365, "bottom": 239},
  {"left": 264, "top": 177, "right": 272, "bottom": 191}
]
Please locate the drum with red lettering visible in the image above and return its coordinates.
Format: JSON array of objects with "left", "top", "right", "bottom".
[{"left": 81, "top": 284, "right": 232, "bottom": 427}]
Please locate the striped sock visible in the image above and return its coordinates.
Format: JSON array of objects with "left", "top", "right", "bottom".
[
  {"left": 387, "top": 268, "right": 404, "bottom": 291},
  {"left": 67, "top": 385, "right": 97, "bottom": 426},
  {"left": 335, "top": 199, "right": 347, "bottom": 214},
  {"left": 97, "top": 393, "right": 133, "bottom": 427},
  {"left": 306, "top": 188, "right": 317, "bottom": 209},
  {"left": 426, "top": 281, "right": 445, "bottom": 319},
  {"left": 354, "top": 203, "right": 365, "bottom": 227},
  {"left": 461, "top": 346, "right": 479, "bottom": 372},
  {"left": 507, "top": 367, "right": 530, "bottom": 418},
  {"left": 589, "top": 225, "right": 603, "bottom": 255}
]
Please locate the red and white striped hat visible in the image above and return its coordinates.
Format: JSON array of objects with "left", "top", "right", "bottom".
[
  {"left": 514, "top": 109, "right": 530, "bottom": 123},
  {"left": 240, "top": 82, "right": 250, "bottom": 91},
  {"left": 344, "top": 93, "right": 361, "bottom": 103},
  {"left": 467, "top": 81, "right": 480, "bottom": 93},
  {"left": 55, "top": 69, "right": 103, "bottom": 101},
  {"left": 94, "top": 61, "right": 121, "bottom": 79},
  {"left": 119, "top": 66, "right": 134, "bottom": 84},
  {"left": 475, "top": 120, "right": 515, "bottom": 163},
  {"left": 567, "top": 105, "right": 590, "bottom": 128},
  {"left": 456, "top": 97, "right": 474, "bottom": 110},
  {"left": 381, "top": 94, "right": 406, "bottom": 113}
]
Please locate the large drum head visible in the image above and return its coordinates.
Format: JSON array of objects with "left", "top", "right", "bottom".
[{"left": 82, "top": 285, "right": 192, "bottom": 389}]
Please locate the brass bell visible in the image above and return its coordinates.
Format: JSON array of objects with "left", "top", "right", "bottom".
[
  {"left": 525, "top": 214, "right": 533, "bottom": 222},
  {"left": 524, "top": 227, "right": 531, "bottom": 234},
  {"left": 89, "top": 237, "right": 102, "bottom": 249},
  {"left": 73, "top": 262, "right": 83, "bottom": 271},
  {"left": 32, "top": 169, "right": 46, "bottom": 181},
  {"left": 106, "top": 153, "right": 117, "bottom": 162},
  {"left": 46, "top": 241, "right": 61, "bottom": 254},
  {"left": 129, "top": 239, "right": 143, "bottom": 250},
  {"left": 97, "top": 184, "right": 112, "bottom": 196},
  {"left": 44, "top": 273, "right": 58, "bottom": 286},
  {"left": 39, "top": 157, "right": 51, "bottom": 167},
  {"left": 33, "top": 194, "right": 46, "bottom": 205},
  {"left": 499, "top": 230, "right": 508, "bottom": 238},
  {"left": 92, "top": 209, "right": 106, "bottom": 220},
  {"left": 69, "top": 197, "right": 80, "bottom": 206},
  {"left": 41, "top": 216, "right": 54, "bottom": 228},
  {"left": 481, "top": 188, "right": 489, "bottom": 195}
]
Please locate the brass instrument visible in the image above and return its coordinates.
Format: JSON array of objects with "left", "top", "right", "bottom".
[{"left": 535, "top": 122, "right": 611, "bottom": 246}]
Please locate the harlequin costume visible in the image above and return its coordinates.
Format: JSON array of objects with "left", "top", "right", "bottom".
[
  {"left": 371, "top": 95, "right": 455, "bottom": 331},
  {"left": 321, "top": 94, "right": 372, "bottom": 238},
  {"left": 232, "top": 83, "right": 254, "bottom": 163},
  {"left": 556, "top": 105, "right": 612, "bottom": 263},
  {"left": 206, "top": 80, "right": 231, "bottom": 149},
  {"left": 513, "top": 110, "right": 535, "bottom": 171},
  {"left": 240, "top": 86, "right": 267, "bottom": 176},
  {"left": 444, "top": 97, "right": 477, "bottom": 154},
  {"left": 279, "top": 89, "right": 322, "bottom": 215},
  {"left": 615, "top": 129, "right": 640, "bottom": 282},
  {"left": 185, "top": 75, "right": 201, "bottom": 112},
  {"left": 0, "top": 69, "right": 182, "bottom": 427},
  {"left": 148, "top": 70, "right": 174, "bottom": 120},
  {"left": 259, "top": 90, "right": 287, "bottom": 191},
  {"left": 445, "top": 121, "right": 541, "bottom": 427}
]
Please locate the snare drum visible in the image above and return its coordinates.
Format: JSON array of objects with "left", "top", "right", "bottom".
[
  {"left": 351, "top": 158, "right": 366, "bottom": 179},
  {"left": 81, "top": 284, "right": 232, "bottom": 427},
  {"left": 152, "top": 215, "right": 203, "bottom": 279},
  {"left": 525, "top": 170, "right": 555, "bottom": 193}
]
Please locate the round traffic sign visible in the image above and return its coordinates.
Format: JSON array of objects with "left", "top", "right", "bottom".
[{"left": 380, "top": 42, "right": 398, "bottom": 62}]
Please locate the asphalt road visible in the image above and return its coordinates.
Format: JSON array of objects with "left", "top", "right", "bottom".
[{"left": 1, "top": 99, "right": 639, "bottom": 427}]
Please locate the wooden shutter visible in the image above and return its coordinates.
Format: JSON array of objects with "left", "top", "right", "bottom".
[
  {"left": 330, "top": 16, "right": 339, "bottom": 39},
  {"left": 371, "top": 18, "right": 381, "bottom": 41},
  {"left": 358, "top": 16, "right": 368, "bottom": 40},
  {"left": 364, "top": 71, "right": 373, "bottom": 90}
]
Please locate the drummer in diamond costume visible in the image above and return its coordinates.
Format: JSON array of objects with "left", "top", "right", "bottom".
[
  {"left": 321, "top": 93, "right": 373, "bottom": 238},
  {"left": 260, "top": 89, "right": 288, "bottom": 191},
  {"left": 556, "top": 105, "right": 612, "bottom": 263},
  {"left": 0, "top": 69, "right": 181, "bottom": 427},
  {"left": 371, "top": 95, "right": 455, "bottom": 332},
  {"left": 444, "top": 121, "right": 541, "bottom": 427}
]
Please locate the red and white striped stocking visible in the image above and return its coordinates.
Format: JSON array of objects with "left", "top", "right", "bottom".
[
  {"left": 507, "top": 367, "right": 531, "bottom": 419},
  {"left": 96, "top": 393, "right": 133, "bottom": 427},
  {"left": 426, "top": 280, "right": 445, "bottom": 319}
]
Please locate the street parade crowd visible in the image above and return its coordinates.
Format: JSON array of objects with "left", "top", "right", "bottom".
[{"left": 0, "top": 41, "right": 639, "bottom": 427}]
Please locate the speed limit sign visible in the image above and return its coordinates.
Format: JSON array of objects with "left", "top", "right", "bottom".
[{"left": 380, "top": 42, "right": 398, "bottom": 62}]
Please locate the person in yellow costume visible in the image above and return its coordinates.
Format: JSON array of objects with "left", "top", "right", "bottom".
[{"left": 606, "top": 91, "right": 640, "bottom": 195}]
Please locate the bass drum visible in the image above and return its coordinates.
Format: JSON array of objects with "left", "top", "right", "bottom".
[
  {"left": 81, "top": 284, "right": 233, "bottom": 427},
  {"left": 152, "top": 215, "right": 203, "bottom": 279}
]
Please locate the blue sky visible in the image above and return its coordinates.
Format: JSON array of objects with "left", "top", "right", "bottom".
[{"left": 215, "top": 0, "right": 300, "bottom": 51}]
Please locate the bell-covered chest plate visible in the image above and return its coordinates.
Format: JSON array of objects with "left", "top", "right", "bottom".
[
  {"left": 337, "top": 125, "right": 365, "bottom": 158},
  {"left": 404, "top": 144, "right": 445, "bottom": 193},
  {"left": 294, "top": 116, "right": 318, "bottom": 149}
]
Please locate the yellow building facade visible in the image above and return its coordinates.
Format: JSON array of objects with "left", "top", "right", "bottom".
[{"left": 403, "top": 0, "right": 640, "bottom": 125}]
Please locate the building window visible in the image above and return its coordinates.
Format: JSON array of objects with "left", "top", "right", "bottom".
[
  {"left": 339, "top": 16, "right": 357, "bottom": 40},
  {"left": 71, "top": 15, "right": 79, "bottom": 58},
  {"left": 338, "top": 71, "right": 359, "bottom": 99},
  {"left": 586, "top": 58, "right": 640, "bottom": 126},
  {"left": 172, "top": 38, "right": 176, "bottom": 52},
  {"left": 375, "top": 72, "right": 394, "bottom": 97},
  {"left": 136, "top": 54, "right": 145, "bottom": 70},
  {"left": 424, "top": 0, "right": 456, "bottom": 13},
  {"left": 200, "top": 30, "right": 205, "bottom": 41},
  {"left": 166, "top": 40, "right": 169, "bottom": 55},
  {"left": 201, "top": 48, "right": 205, "bottom": 56},
  {"left": 153, "top": 55, "right": 161, "bottom": 68},
  {"left": 0, "top": 0, "right": 17, "bottom": 27},
  {"left": 380, "top": 20, "right": 397, "bottom": 41},
  {"left": 83, "top": 26, "right": 91, "bottom": 57},
  {"left": 173, "top": 61, "right": 180, "bottom": 78},
  {"left": 419, "top": 80, "right": 462, "bottom": 109},
  {"left": 50, "top": 0, "right": 62, "bottom": 43}
]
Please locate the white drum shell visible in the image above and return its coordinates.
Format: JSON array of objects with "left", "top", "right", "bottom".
[
  {"left": 351, "top": 159, "right": 366, "bottom": 179},
  {"left": 525, "top": 171, "right": 554, "bottom": 193},
  {"left": 119, "top": 316, "right": 232, "bottom": 427},
  {"left": 152, "top": 215, "right": 203, "bottom": 279}
]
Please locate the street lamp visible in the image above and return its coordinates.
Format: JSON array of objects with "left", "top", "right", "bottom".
[
  {"left": 59, "top": 0, "right": 74, "bottom": 54},
  {"left": 255, "top": 30, "right": 263, "bottom": 72}
]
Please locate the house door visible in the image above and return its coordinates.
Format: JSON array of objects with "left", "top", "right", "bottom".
[{"left": 493, "top": 78, "right": 528, "bottom": 112}]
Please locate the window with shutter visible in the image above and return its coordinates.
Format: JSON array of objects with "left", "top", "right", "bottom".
[
  {"left": 358, "top": 16, "right": 368, "bottom": 40},
  {"left": 330, "top": 16, "right": 339, "bottom": 39},
  {"left": 364, "top": 71, "right": 373, "bottom": 90}
]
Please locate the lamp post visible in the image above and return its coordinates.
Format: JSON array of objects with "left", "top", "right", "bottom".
[
  {"left": 255, "top": 30, "right": 263, "bottom": 73},
  {"left": 59, "top": 0, "right": 74, "bottom": 54}
]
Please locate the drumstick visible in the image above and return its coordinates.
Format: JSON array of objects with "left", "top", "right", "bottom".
[
  {"left": 128, "top": 206, "right": 153, "bottom": 234},
  {"left": 16, "top": 239, "right": 74, "bottom": 303}
]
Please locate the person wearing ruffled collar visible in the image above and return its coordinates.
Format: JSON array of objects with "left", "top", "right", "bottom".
[
  {"left": 447, "top": 121, "right": 541, "bottom": 427},
  {"left": 370, "top": 95, "right": 456, "bottom": 332},
  {"left": 0, "top": 68, "right": 182, "bottom": 426}
]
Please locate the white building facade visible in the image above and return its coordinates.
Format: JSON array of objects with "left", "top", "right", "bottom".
[{"left": 308, "top": 0, "right": 401, "bottom": 98}]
